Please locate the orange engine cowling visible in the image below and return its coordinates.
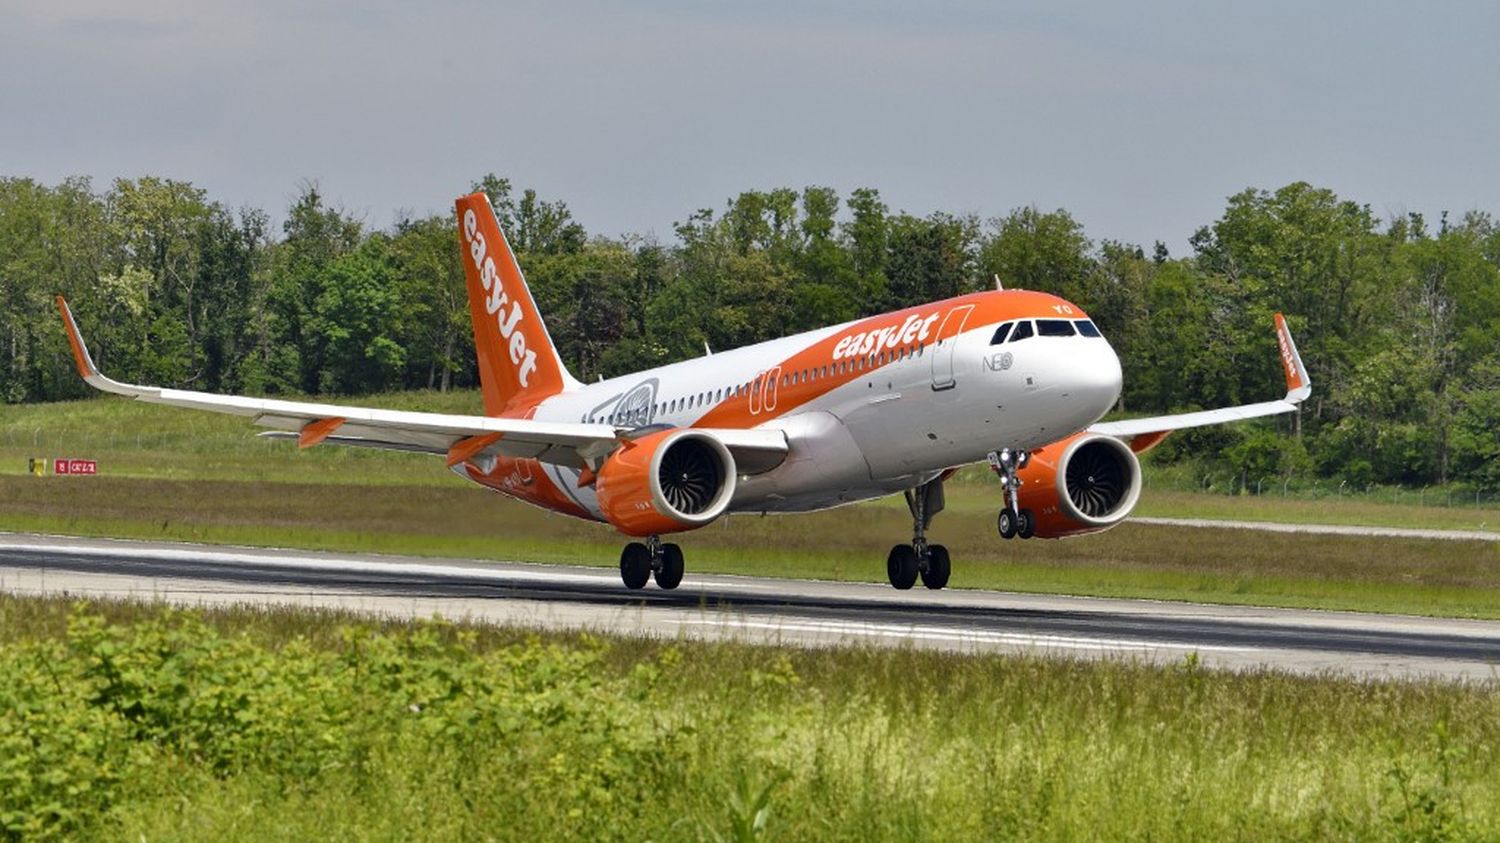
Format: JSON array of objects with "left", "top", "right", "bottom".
[
  {"left": 595, "top": 428, "right": 738, "bottom": 537},
  {"left": 1013, "top": 432, "right": 1143, "bottom": 538}
]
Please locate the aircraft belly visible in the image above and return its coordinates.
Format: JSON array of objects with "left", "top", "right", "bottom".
[
  {"left": 835, "top": 380, "right": 976, "bottom": 480},
  {"left": 730, "top": 411, "right": 874, "bottom": 511}
]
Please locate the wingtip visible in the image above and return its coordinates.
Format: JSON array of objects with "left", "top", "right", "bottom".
[
  {"left": 55, "top": 295, "right": 98, "bottom": 380},
  {"left": 1273, "top": 312, "right": 1312, "bottom": 402}
]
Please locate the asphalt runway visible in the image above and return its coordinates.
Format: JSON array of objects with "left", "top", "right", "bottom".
[{"left": 3, "top": 532, "right": 1499, "bottom": 682}]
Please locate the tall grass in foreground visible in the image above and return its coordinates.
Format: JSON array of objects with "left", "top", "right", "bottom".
[{"left": 3, "top": 594, "right": 1499, "bottom": 841}]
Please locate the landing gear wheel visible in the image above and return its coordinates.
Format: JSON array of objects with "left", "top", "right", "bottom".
[
  {"left": 1017, "top": 509, "right": 1036, "bottom": 539},
  {"left": 655, "top": 543, "right": 685, "bottom": 590},
  {"left": 997, "top": 509, "right": 1018, "bottom": 540},
  {"left": 887, "top": 544, "right": 918, "bottom": 590},
  {"left": 921, "top": 544, "right": 951, "bottom": 590},
  {"left": 620, "top": 542, "right": 651, "bottom": 589}
]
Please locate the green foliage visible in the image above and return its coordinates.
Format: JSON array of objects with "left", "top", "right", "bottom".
[
  {"left": 2, "top": 174, "right": 1497, "bottom": 487},
  {"left": 5, "top": 597, "right": 1500, "bottom": 840},
  {"left": 0, "top": 605, "right": 674, "bottom": 840}
]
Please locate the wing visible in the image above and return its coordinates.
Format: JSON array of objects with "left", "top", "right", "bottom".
[
  {"left": 1087, "top": 313, "right": 1312, "bottom": 452},
  {"left": 57, "top": 297, "right": 787, "bottom": 472}
]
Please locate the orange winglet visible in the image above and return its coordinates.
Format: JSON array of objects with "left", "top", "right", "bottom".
[
  {"left": 299, "top": 417, "right": 346, "bottom": 449},
  {"left": 1273, "top": 313, "right": 1310, "bottom": 398},
  {"left": 55, "top": 296, "right": 97, "bottom": 379},
  {"left": 446, "top": 432, "right": 503, "bottom": 468}
]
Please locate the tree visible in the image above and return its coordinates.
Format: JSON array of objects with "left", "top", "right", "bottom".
[
  {"left": 310, "top": 235, "right": 405, "bottom": 394},
  {"left": 978, "top": 206, "right": 1092, "bottom": 299},
  {"left": 885, "top": 212, "right": 976, "bottom": 309}
]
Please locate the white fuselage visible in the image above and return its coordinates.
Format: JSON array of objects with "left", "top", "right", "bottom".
[{"left": 493, "top": 296, "right": 1123, "bottom": 519}]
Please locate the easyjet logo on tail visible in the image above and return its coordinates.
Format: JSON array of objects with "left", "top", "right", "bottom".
[{"left": 463, "top": 208, "right": 539, "bottom": 387}]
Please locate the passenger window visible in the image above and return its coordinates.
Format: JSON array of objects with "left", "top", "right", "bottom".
[
  {"left": 1037, "top": 319, "right": 1075, "bottom": 337},
  {"left": 1008, "top": 321, "right": 1034, "bottom": 342},
  {"left": 990, "top": 322, "right": 1012, "bottom": 345},
  {"left": 1076, "top": 320, "right": 1102, "bottom": 338}
]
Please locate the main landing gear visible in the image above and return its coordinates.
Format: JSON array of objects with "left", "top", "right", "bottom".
[
  {"left": 887, "top": 477, "right": 951, "bottom": 590},
  {"left": 619, "top": 536, "right": 684, "bottom": 590},
  {"left": 989, "top": 448, "right": 1035, "bottom": 540}
]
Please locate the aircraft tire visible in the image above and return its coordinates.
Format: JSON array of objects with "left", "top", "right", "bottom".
[
  {"left": 921, "top": 544, "right": 951, "bottom": 590},
  {"left": 887, "top": 544, "right": 918, "bottom": 590},
  {"left": 620, "top": 542, "right": 651, "bottom": 589},
  {"left": 997, "top": 509, "right": 1018, "bottom": 539},
  {"left": 1017, "top": 509, "right": 1036, "bottom": 539},
  {"left": 655, "top": 543, "right": 685, "bottom": 590}
]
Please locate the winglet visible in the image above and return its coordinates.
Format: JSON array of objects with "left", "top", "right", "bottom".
[
  {"left": 1273, "top": 313, "right": 1312, "bottom": 403},
  {"left": 56, "top": 296, "right": 99, "bottom": 379},
  {"left": 55, "top": 296, "right": 153, "bottom": 398}
]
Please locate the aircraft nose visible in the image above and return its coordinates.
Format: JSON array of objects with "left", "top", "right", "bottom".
[{"left": 1072, "top": 340, "right": 1122, "bottom": 423}]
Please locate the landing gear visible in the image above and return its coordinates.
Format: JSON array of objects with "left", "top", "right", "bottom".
[
  {"left": 997, "top": 508, "right": 1017, "bottom": 539},
  {"left": 620, "top": 542, "right": 651, "bottom": 589},
  {"left": 921, "top": 544, "right": 951, "bottom": 590},
  {"left": 886, "top": 477, "right": 952, "bottom": 590},
  {"left": 995, "top": 508, "right": 1036, "bottom": 540},
  {"left": 619, "top": 536, "right": 685, "bottom": 590},
  {"left": 656, "top": 543, "right": 685, "bottom": 590},
  {"left": 886, "top": 544, "right": 918, "bottom": 590},
  {"left": 1016, "top": 510, "right": 1035, "bottom": 539},
  {"left": 988, "top": 448, "right": 1035, "bottom": 540}
]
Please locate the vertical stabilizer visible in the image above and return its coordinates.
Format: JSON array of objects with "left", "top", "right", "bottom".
[{"left": 455, "top": 192, "right": 579, "bottom": 416}]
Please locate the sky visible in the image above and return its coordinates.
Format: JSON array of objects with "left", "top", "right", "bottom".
[{"left": 3, "top": 0, "right": 1498, "bottom": 254}]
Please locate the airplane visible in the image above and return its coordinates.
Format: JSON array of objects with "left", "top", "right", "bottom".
[{"left": 57, "top": 191, "right": 1312, "bottom": 592}]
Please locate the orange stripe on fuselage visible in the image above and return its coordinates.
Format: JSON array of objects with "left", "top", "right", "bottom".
[{"left": 693, "top": 289, "right": 1088, "bottom": 430}]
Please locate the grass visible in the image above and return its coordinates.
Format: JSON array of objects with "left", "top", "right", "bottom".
[
  {"left": 1, "top": 393, "right": 1497, "bottom": 619},
  {"left": 5, "top": 473, "right": 1498, "bottom": 619},
  {"left": 4, "top": 391, "right": 1497, "bottom": 527},
  {"left": 4, "top": 594, "right": 1500, "bottom": 841}
]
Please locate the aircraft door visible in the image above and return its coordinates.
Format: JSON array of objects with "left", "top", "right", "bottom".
[{"left": 929, "top": 304, "right": 975, "bottom": 390}]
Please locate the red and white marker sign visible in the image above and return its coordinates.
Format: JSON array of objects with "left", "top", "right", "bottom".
[{"left": 53, "top": 459, "right": 97, "bottom": 475}]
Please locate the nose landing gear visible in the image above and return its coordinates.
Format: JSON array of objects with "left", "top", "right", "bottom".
[
  {"left": 989, "top": 448, "right": 1036, "bottom": 540},
  {"left": 887, "top": 477, "right": 952, "bottom": 590},
  {"left": 620, "top": 536, "right": 685, "bottom": 590}
]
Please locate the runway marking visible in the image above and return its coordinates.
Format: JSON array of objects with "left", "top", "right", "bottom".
[
  {"left": 0, "top": 540, "right": 786, "bottom": 592},
  {"left": 1133, "top": 517, "right": 1499, "bottom": 543},
  {"left": 671, "top": 617, "right": 1259, "bottom": 654}
]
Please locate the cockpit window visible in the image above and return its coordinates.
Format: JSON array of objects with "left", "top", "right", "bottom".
[
  {"left": 1007, "top": 320, "right": 1034, "bottom": 342},
  {"left": 990, "top": 322, "right": 1012, "bottom": 345},
  {"left": 1076, "top": 320, "right": 1101, "bottom": 338},
  {"left": 1036, "top": 319, "right": 1075, "bottom": 337}
]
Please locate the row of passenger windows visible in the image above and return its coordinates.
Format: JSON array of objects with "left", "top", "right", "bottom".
[
  {"left": 990, "top": 318, "right": 1101, "bottom": 345},
  {"left": 582, "top": 343, "right": 931, "bottom": 424}
]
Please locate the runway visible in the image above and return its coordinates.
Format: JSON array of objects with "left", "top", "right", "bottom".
[{"left": 3, "top": 532, "right": 1499, "bottom": 682}]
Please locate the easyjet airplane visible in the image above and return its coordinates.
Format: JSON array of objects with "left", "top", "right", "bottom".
[{"left": 58, "top": 192, "right": 1312, "bottom": 591}]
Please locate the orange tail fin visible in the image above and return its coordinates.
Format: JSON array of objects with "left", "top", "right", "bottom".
[{"left": 455, "top": 192, "right": 578, "bottom": 416}]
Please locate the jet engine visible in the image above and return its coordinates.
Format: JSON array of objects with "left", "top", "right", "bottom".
[
  {"left": 595, "top": 428, "right": 737, "bottom": 536},
  {"left": 1013, "top": 432, "right": 1143, "bottom": 538}
]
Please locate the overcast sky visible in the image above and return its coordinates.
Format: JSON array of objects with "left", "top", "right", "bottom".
[{"left": 4, "top": 0, "right": 1497, "bottom": 253}]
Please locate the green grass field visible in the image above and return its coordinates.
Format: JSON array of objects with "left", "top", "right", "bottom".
[
  {"left": 4, "top": 594, "right": 1499, "bottom": 841},
  {"left": 2, "top": 393, "right": 1497, "bottom": 618}
]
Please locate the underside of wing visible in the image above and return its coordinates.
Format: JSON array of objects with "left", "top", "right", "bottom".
[{"left": 1087, "top": 313, "right": 1312, "bottom": 453}]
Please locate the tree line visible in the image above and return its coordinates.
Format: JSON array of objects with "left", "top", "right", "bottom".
[{"left": 1, "top": 175, "right": 1495, "bottom": 490}]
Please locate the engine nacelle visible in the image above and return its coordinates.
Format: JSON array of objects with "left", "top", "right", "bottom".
[
  {"left": 595, "top": 428, "right": 737, "bottom": 536},
  {"left": 1014, "top": 432, "right": 1143, "bottom": 538}
]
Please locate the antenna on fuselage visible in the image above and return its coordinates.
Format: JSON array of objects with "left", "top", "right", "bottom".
[
  {"left": 703, "top": 340, "right": 713, "bottom": 356},
  {"left": 993, "top": 274, "right": 1005, "bottom": 291}
]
